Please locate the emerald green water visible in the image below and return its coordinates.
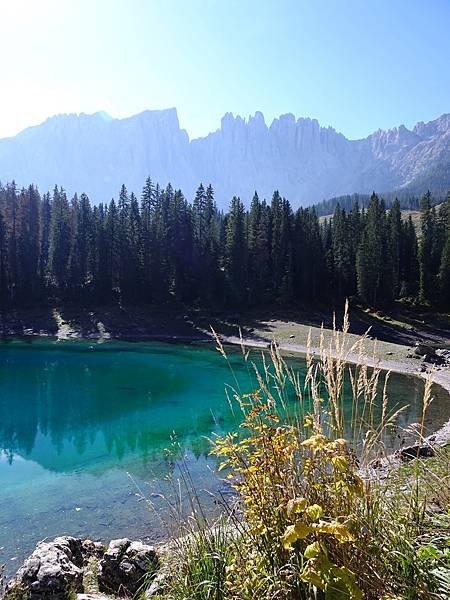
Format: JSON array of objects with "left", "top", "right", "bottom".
[{"left": 0, "top": 338, "right": 448, "bottom": 578}]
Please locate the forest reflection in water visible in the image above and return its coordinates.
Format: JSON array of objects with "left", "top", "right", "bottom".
[{"left": 0, "top": 338, "right": 448, "bottom": 578}]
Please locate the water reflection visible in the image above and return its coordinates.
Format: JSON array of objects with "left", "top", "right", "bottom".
[
  {"left": 0, "top": 339, "right": 448, "bottom": 579},
  {"left": 0, "top": 339, "right": 448, "bottom": 475},
  {"left": 0, "top": 340, "right": 254, "bottom": 475}
]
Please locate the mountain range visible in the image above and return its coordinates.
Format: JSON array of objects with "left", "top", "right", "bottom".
[{"left": 0, "top": 109, "right": 449, "bottom": 208}]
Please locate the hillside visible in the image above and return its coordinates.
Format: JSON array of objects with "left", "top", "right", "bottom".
[{"left": 0, "top": 110, "right": 449, "bottom": 209}]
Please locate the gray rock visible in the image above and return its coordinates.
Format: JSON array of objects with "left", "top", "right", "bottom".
[
  {"left": 4, "top": 536, "right": 100, "bottom": 600},
  {"left": 98, "top": 539, "right": 158, "bottom": 597}
]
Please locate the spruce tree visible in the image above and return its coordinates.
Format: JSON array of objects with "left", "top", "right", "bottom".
[
  {"left": 140, "top": 177, "right": 155, "bottom": 299},
  {"left": 419, "top": 191, "right": 436, "bottom": 303},
  {"left": 39, "top": 192, "right": 51, "bottom": 285},
  {"left": 17, "top": 185, "right": 40, "bottom": 301},
  {"left": 356, "top": 193, "right": 387, "bottom": 306},
  {"left": 387, "top": 198, "right": 402, "bottom": 298},
  {"left": 48, "top": 187, "right": 72, "bottom": 295},
  {"left": 0, "top": 211, "right": 8, "bottom": 308},
  {"left": 225, "top": 196, "right": 247, "bottom": 303},
  {"left": 400, "top": 216, "right": 419, "bottom": 298},
  {"left": 439, "top": 230, "right": 450, "bottom": 308}
]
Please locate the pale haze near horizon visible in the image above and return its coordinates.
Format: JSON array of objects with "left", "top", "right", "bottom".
[{"left": 0, "top": 0, "right": 449, "bottom": 141}]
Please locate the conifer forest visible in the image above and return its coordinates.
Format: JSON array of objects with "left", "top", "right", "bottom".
[{"left": 0, "top": 179, "right": 449, "bottom": 310}]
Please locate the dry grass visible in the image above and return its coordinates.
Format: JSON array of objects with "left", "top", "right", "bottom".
[{"left": 155, "top": 304, "right": 450, "bottom": 600}]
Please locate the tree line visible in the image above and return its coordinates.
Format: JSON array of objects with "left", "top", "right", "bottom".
[
  {"left": 313, "top": 192, "right": 436, "bottom": 217},
  {"left": 0, "top": 180, "right": 448, "bottom": 310}
]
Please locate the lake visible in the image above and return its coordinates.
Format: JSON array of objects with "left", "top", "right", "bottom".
[{"left": 0, "top": 338, "right": 448, "bottom": 578}]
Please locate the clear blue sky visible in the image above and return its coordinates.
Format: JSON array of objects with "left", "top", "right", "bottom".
[{"left": 1, "top": 0, "right": 449, "bottom": 139}]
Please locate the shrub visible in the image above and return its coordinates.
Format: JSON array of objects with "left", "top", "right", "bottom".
[{"left": 159, "top": 304, "right": 450, "bottom": 599}]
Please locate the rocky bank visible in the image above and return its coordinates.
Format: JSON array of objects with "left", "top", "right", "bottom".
[{"left": 2, "top": 536, "right": 161, "bottom": 600}]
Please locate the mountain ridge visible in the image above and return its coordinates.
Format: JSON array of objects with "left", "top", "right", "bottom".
[{"left": 0, "top": 109, "right": 448, "bottom": 207}]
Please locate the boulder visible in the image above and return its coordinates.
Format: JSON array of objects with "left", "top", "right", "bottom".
[
  {"left": 413, "top": 343, "right": 446, "bottom": 364},
  {"left": 4, "top": 537, "right": 102, "bottom": 600},
  {"left": 398, "top": 444, "right": 436, "bottom": 461},
  {"left": 4, "top": 537, "right": 159, "bottom": 599},
  {"left": 97, "top": 538, "right": 158, "bottom": 597}
]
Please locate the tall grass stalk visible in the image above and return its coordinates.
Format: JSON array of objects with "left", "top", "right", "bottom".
[{"left": 157, "top": 305, "right": 449, "bottom": 600}]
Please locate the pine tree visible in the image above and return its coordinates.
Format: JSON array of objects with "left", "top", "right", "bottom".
[
  {"left": 399, "top": 216, "right": 419, "bottom": 298},
  {"left": 248, "top": 192, "right": 267, "bottom": 303},
  {"left": 104, "top": 199, "right": 120, "bottom": 297},
  {"left": 270, "top": 192, "right": 293, "bottom": 302},
  {"left": 192, "top": 183, "right": 207, "bottom": 247},
  {"left": 140, "top": 177, "right": 155, "bottom": 300},
  {"left": 168, "top": 189, "right": 194, "bottom": 299},
  {"left": 91, "top": 203, "right": 109, "bottom": 298},
  {"left": 439, "top": 231, "right": 450, "bottom": 308},
  {"left": 39, "top": 192, "right": 51, "bottom": 284},
  {"left": 387, "top": 198, "right": 402, "bottom": 298},
  {"left": 68, "top": 193, "right": 92, "bottom": 296},
  {"left": 332, "top": 206, "right": 353, "bottom": 298},
  {"left": 419, "top": 191, "right": 436, "bottom": 303},
  {"left": 124, "top": 191, "right": 142, "bottom": 300},
  {"left": 48, "top": 187, "right": 72, "bottom": 294},
  {"left": 17, "top": 185, "right": 40, "bottom": 301},
  {"left": 0, "top": 211, "right": 8, "bottom": 308},
  {"left": 225, "top": 197, "right": 247, "bottom": 303},
  {"left": 5, "top": 182, "right": 18, "bottom": 301},
  {"left": 356, "top": 193, "right": 388, "bottom": 306}
]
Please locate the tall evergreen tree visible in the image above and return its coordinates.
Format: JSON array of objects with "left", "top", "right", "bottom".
[
  {"left": 39, "top": 192, "right": 51, "bottom": 285},
  {"left": 140, "top": 177, "right": 155, "bottom": 300},
  {"left": 356, "top": 193, "right": 389, "bottom": 306},
  {"left": 17, "top": 185, "right": 40, "bottom": 301},
  {"left": 332, "top": 206, "right": 353, "bottom": 298},
  {"left": 419, "top": 191, "right": 436, "bottom": 303},
  {"left": 225, "top": 196, "right": 247, "bottom": 302},
  {"left": 48, "top": 187, "right": 72, "bottom": 294},
  {"left": 399, "top": 216, "right": 419, "bottom": 298},
  {"left": 387, "top": 198, "right": 402, "bottom": 298},
  {"left": 0, "top": 212, "right": 8, "bottom": 308},
  {"left": 439, "top": 230, "right": 450, "bottom": 308}
]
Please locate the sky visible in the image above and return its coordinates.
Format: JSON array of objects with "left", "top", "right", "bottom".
[{"left": 0, "top": 0, "right": 449, "bottom": 140}]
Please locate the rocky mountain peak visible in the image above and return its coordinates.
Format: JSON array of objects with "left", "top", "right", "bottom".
[{"left": 0, "top": 110, "right": 448, "bottom": 208}]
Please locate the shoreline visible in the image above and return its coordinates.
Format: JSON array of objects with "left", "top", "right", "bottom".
[
  {"left": 1, "top": 319, "right": 449, "bottom": 590},
  {"left": 221, "top": 333, "right": 450, "bottom": 448},
  {"left": 1, "top": 304, "right": 449, "bottom": 446},
  {"left": 3, "top": 323, "right": 450, "bottom": 447},
  {"left": 222, "top": 333, "right": 450, "bottom": 394}
]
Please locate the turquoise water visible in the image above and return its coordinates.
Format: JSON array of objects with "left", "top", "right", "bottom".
[{"left": 0, "top": 338, "right": 448, "bottom": 578}]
